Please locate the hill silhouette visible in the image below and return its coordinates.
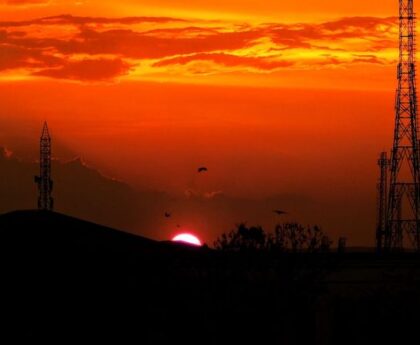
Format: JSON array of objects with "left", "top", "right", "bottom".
[
  {"left": 0, "top": 209, "right": 206, "bottom": 259},
  {"left": 0, "top": 210, "right": 209, "bottom": 342},
  {"left": 0, "top": 210, "right": 160, "bottom": 253}
]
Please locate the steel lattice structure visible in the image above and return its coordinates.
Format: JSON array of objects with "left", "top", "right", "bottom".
[
  {"left": 378, "top": 0, "right": 420, "bottom": 251},
  {"left": 34, "top": 122, "right": 54, "bottom": 211}
]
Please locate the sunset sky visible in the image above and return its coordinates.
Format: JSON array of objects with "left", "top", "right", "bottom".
[{"left": 0, "top": 0, "right": 414, "bottom": 245}]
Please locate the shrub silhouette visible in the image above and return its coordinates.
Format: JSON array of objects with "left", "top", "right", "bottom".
[
  {"left": 215, "top": 222, "right": 332, "bottom": 253},
  {"left": 214, "top": 223, "right": 266, "bottom": 251},
  {"left": 269, "top": 223, "right": 332, "bottom": 253}
]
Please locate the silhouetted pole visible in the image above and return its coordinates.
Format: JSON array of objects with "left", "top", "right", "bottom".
[
  {"left": 34, "top": 122, "right": 54, "bottom": 211},
  {"left": 376, "top": 152, "right": 389, "bottom": 251}
]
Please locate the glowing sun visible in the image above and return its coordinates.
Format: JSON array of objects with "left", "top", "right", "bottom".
[{"left": 172, "top": 233, "right": 202, "bottom": 246}]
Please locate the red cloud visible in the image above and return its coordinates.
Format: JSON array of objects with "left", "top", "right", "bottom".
[
  {"left": 60, "top": 27, "right": 261, "bottom": 59},
  {"left": 0, "top": 42, "right": 61, "bottom": 71},
  {"left": 34, "top": 58, "right": 133, "bottom": 81},
  {"left": 321, "top": 17, "right": 397, "bottom": 32},
  {"left": 266, "top": 17, "right": 396, "bottom": 47}
]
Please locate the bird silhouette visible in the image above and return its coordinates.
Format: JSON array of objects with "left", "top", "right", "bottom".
[
  {"left": 165, "top": 212, "right": 172, "bottom": 218},
  {"left": 198, "top": 167, "right": 208, "bottom": 173},
  {"left": 273, "top": 210, "right": 288, "bottom": 215}
]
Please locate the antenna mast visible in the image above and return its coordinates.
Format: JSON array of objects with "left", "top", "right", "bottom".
[
  {"left": 378, "top": 0, "right": 420, "bottom": 251},
  {"left": 35, "top": 122, "right": 54, "bottom": 211}
]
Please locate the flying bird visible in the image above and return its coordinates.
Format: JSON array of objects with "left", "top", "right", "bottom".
[
  {"left": 165, "top": 212, "right": 172, "bottom": 218},
  {"left": 273, "top": 210, "right": 288, "bottom": 215},
  {"left": 198, "top": 167, "right": 208, "bottom": 173}
]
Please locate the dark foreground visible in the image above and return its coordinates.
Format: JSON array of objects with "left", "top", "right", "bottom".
[{"left": 1, "top": 211, "right": 419, "bottom": 344}]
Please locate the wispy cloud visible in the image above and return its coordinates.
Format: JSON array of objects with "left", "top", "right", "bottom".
[
  {"left": 33, "top": 58, "right": 133, "bottom": 81},
  {"left": 154, "top": 53, "right": 294, "bottom": 71}
]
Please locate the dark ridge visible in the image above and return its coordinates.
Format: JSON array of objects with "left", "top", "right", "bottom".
[
  {"left": 0, "top": 210, "right": 208, "bottom": 259},
  {"left": 0, "top": 210, "right": 210, "bottom": 342},
  {"left": 0, "top": 209, "right": 157, "bottom": 252}
]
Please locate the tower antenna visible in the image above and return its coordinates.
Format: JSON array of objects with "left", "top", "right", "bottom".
[
  {"left": 378, "top": 0, "right": 420, "bottom": 251},
  {"left": 34, "top": 122, "right": 54, "bottom": 211}
]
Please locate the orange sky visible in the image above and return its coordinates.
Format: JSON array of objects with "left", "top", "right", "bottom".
[
  {"left": 0, "top": 0, "right": 413, "bottom": 245},
  {"left": 0, "top": 1, "right": 409, "bottom": 20}
]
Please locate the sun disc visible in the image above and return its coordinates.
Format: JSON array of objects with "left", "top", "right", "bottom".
[{"left": 172, "top": 233, "right": 202, "bottom": 246}]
